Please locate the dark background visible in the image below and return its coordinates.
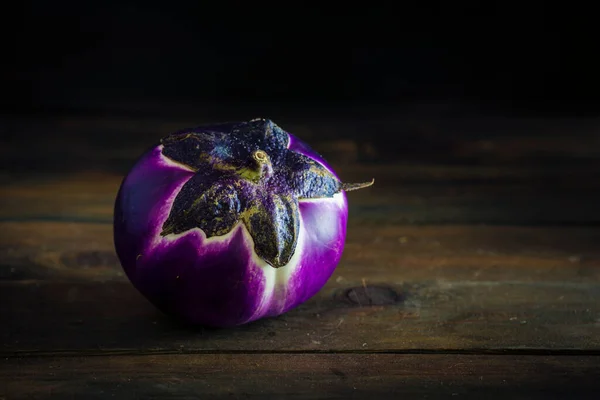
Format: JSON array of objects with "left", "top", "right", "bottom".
[{"left": 6, "top": 2, "right": 598, "bottom": 118}]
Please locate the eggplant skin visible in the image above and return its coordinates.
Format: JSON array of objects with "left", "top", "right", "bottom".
[{"left": 113, "top": 130, "right": 348, "bottom": 327}]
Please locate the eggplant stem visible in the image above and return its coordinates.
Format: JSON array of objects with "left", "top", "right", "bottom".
[{"left": 341, "top": 179, "right": 375, "bottom": 192}]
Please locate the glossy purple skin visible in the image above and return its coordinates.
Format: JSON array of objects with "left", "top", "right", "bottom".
[{"left": 114, "top": 132, "right": 348, "bottom": 327}]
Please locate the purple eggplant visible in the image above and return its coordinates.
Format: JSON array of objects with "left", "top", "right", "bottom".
[{"left": 113, "top": 118, "right": 373, "bottom": 327}]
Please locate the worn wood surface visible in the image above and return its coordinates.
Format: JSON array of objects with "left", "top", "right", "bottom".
[
  {"left": 2, "top": 222, "right": 600, "bottom": 354},
  {"left": 4, "top": 171, "right": 600, "bottom": 226},
  {"left": 1, "top": 112, "right": 600, "bottom": 398},
  {"left": 3, "top": 354, "right": 600, "bottom": 399}
]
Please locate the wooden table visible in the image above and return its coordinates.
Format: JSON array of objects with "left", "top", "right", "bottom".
[{"left": 1, "top": 111, "right": 600, "bottom": 399}]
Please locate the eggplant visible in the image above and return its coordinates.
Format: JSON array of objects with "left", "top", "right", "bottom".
[{"left": 114, "top": 118, "right": 372, "bottom": 327}]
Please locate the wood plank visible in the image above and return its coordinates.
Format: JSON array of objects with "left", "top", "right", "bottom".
[
  {"left": 2, "top": 354, "right": 599, "bottom": 399},
  {"left": 2, "top": 221, "right": 600, "bottom": 353},
  {"left": 2, "top": 221, "right": 600, "bottom": 354},
  {"left": 3, "top": 114, "right": 600, "bottom": 171},
  {"left": 3, "top": 222, "right": 600, "bottom": 284},
  {"left": 2, "top": 279, "right": 598, "bottom": 355},
  {"left": 3, "top": 172, "right": 600, "bottom": 225}
]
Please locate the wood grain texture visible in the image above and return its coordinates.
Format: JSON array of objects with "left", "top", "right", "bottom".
[
  {"left": 2, "top": 222, "right": 600, "bottom": 355},
  {"left": 4, "top": 114, "right": 600, "bottom": 227},
  {"left": 3, "top": 170, "right": 600, "bottom": 225},
  {"left": 3, "top": 222, "right": 600, "bottom": 283},
  {"left": 2, "top": 278, "right": 599, "bottom": 355},
  {"left": 2, "top": 114, "right": 600, "bottom": 397},
  {"left": 2, "top": 354, "right": 599, "bottom": 399},
  {"left": 3, "top": 114, "right": 600, "bottom": 172}
]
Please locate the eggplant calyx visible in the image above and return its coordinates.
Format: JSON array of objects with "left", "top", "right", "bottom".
[{"left": 158, "top": 119, "right": 373, "bottom": 269}]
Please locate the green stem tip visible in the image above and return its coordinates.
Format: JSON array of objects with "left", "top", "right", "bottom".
[{"left": 341, "top": 179, "right": 375, "bottom": 192}]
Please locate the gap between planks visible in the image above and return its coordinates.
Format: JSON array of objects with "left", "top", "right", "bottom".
[{"left": 5, "top": 348, "right": 600, "bottom": 359}]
